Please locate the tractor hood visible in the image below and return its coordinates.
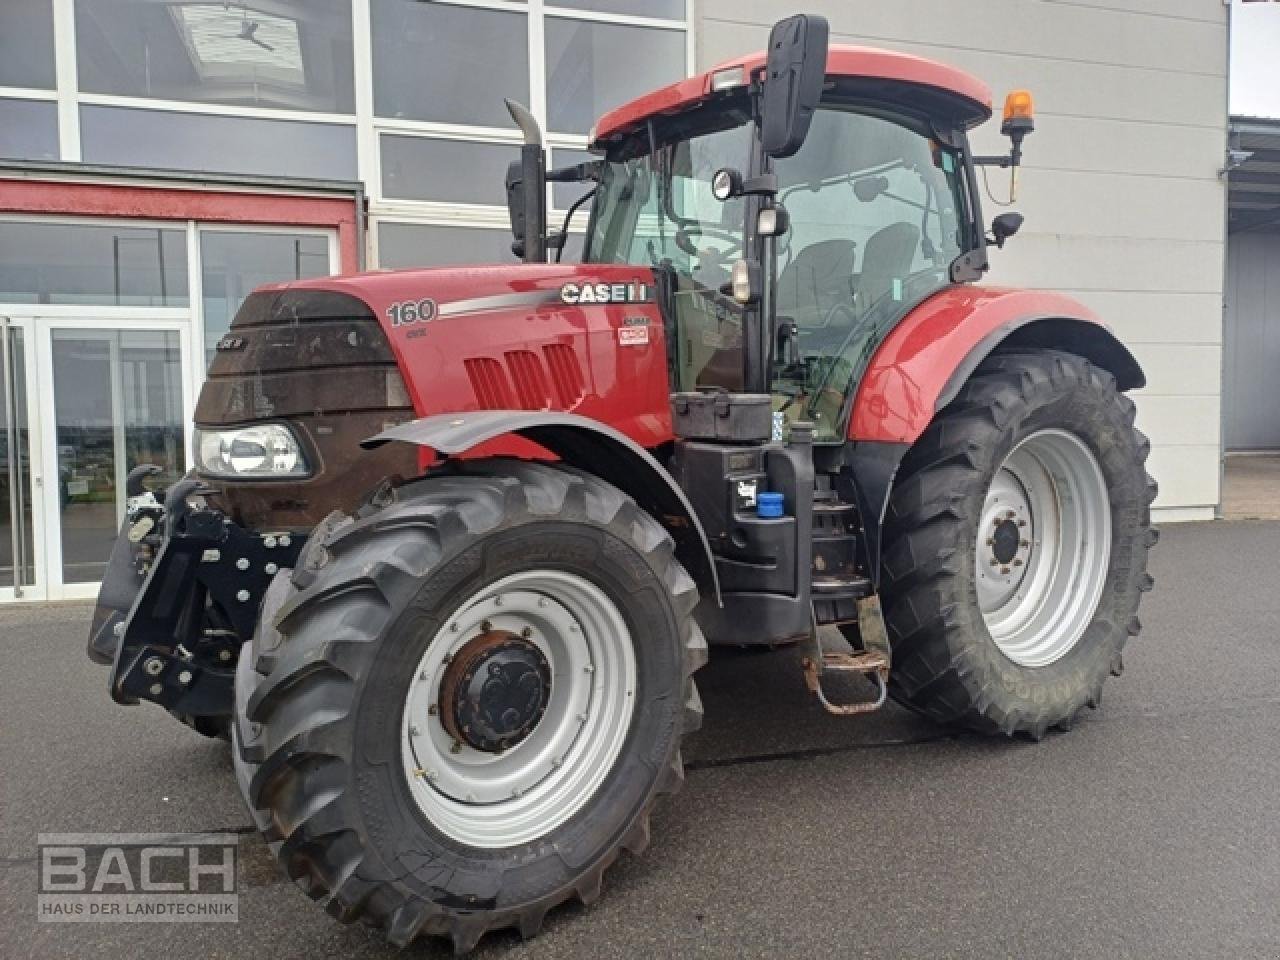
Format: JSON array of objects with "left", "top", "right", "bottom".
[
  {"left": 264, "top": 262, "right": 675, "bottom": 446},
  {"left": 195, "top": 262, "right": 673, "bottom": 528}
]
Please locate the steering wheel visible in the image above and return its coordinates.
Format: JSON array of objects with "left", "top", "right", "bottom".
[{"left": 675, "top": 223, "right": 743, "bottom": 261}]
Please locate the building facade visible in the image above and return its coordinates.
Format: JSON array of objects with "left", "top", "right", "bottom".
[{"left": 0, "top": 0, "right": 1231, "bottom": 601}]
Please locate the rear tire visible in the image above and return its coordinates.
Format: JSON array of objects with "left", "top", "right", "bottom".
[
  {"left": 879, "top": 350, "right": 1156, "bottom": 737},
  {"left": 231, "top": 459, "right": 705, "bottom": 952}
]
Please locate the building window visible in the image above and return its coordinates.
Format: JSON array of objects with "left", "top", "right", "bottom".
[
  {"left": 370, "top": 1, "right": 529, "bottom": 129},
  {"left": 74, "top": 0, "right": 356, "bottom": 114},
  {"left": 367, "top": 0, "right": 688, "bottom": 268},
  {"left": 380, "top": 135, "right": 521, "bottom": 205},
  {"left": 79, "top": 106, "right": 358, "bottom": 180},
  {"left": 544, "top": 17, "right": 687, "bottom": 135},
  {"left": 0, "top": 1, "right": 56, "bottom": 90},
  {"left": 0, "top": 99, "right": 59, "bottom": 161},
  {"left": 377, "top": 222, "right": 515, "bottom": 269},
  {"left": 0, "top": 220, "right": 189, "bottom": 307}
]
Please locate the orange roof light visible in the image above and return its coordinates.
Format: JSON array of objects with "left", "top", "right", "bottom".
[{"left": 1003, "top": 92, "right": 1034, "bottom": 130}]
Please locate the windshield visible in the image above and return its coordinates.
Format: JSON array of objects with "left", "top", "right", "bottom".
[
  {"left": 586, "top": 104, "right": 970, "bottom": 425},
  {"left": 771, "top": 106, "right": 969, "bottom": 440},
  {"left": 589, "top": 123, "right": 753, "bottom": 391}
]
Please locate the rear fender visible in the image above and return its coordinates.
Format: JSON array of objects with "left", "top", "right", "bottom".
[
  {"left": 847, "top": 287, "right": 1145, "bottom": 584},
  {"left": 364, "top": 412, "right": 721, "bottom": 605}
]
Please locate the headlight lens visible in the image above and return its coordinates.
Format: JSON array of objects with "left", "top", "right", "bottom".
[{"left": 194, "top": 424, "right": 310, "bottom": 478}]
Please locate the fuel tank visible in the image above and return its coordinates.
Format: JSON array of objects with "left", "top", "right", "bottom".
[{"left": 195, "top": 263, "right": 673, "bottom": 529}]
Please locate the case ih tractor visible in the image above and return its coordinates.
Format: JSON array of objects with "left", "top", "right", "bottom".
[{"left": 87, "top": 15, "right": 1155, "bottom": 953}]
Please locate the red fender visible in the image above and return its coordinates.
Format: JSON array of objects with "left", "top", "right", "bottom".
[{"left": 848, "top": 286, "right": 1144, "bottom": 444}]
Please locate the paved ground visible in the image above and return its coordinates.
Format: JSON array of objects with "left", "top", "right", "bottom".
[
  {"left": 3, "top": 519, "right": 1280, "bottom": 960},
  {"left": 1223, "top": 454, "right": 1280, "bottom": 520}
]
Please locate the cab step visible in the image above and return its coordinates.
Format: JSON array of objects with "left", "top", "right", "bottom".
[{"left": 800, "top": 595, "right": 892, "bottom": 716}]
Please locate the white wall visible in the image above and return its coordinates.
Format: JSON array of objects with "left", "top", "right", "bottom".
[{"left": 694, "top": 0, "right": 1229, "bottom": 519}]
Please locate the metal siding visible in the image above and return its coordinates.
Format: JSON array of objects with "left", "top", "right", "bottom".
[
  {"left": 694, "top": 0, "right": 1229, "bottom": 513},
  {"left": 1225, "top": 231, "right": 1280, "bottom": 451}
]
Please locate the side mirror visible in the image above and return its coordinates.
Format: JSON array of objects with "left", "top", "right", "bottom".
[
  {"left": 760, "top": 14, "right": 829, "bottom": 159},
  {"left": 991, "top": 212, "right": 1024, "bottom": 248}
]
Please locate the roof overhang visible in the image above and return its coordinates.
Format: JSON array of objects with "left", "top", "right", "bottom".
[
  {"left": 1229, "top": 116, "right": 1280, "bottom": 235},
  {"left": 591, "top": 45, "right": 993, "bottom": 148}
]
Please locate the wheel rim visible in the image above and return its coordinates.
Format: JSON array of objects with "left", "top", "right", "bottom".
[
  {"left": 401, "top": 570, "right": 636, "bottom": 849},
  {"left": 975, "top": 428, "right": 1111, "bottom": 668}
]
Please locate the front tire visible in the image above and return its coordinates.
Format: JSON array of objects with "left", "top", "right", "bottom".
[
  {"left": 231, "top": 460, "right": 705, "bottom": 952},
  {"left": 880, "top": 350, "right": 1157, "bottom": 737}
]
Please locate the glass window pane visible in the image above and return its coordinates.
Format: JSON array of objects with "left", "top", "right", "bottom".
[
  {"left": 0, "top": 1, "right": 56, "bottom": 89},
  {"left": 377, "top": 223, "right": 514, "bottom": 270},
  {"left": 381, "top": 136, "right": 516, "bottom": 205},
  {"left": 549, "top": 146, "right": 596, "bottom": 210},
  {"left": 371, "top": 1, "right": 527, "bottom": 128},
  {"left": 553, "top": 0, "right": 685, "bottom": 19},
  {"left": 80, "top": 105, "right": 357, "bottom": 180},
  {"left": 0, "top": 99, "right": 58, "bottom": 161},
  {"left": 74, "top": 0, "right": 355, "bottom": 113},
  {"left": 546, "top": 19, "right": 685, "bottom": 134},
  {"left": 0, "top": 221, "right": 189, "bottom": 306},
  {"left": 200, "top": 231, "right": 331, "bottom": 364},
  {"left": 53, "top": 330, "right": 186, "bottom": 584}
]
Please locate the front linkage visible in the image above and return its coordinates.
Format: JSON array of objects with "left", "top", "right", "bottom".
[{"left": 87, "top": 466, "right": 305, "bottom": 726}]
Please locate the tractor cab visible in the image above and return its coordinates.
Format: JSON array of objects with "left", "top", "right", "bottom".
[{"left": 520, "top": 21, "right": 1030, "bottom": 445}]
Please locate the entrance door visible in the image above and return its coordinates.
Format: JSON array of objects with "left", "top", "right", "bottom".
[
  {"left": 32, "top": 318, "right": 192, "bottom": 599},
  {"left": 0, "top": 318, "right": 42, "bottom": 600}
]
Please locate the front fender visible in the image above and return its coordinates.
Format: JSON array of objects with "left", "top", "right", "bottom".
[
  {"left": 364, "top": 411, "right": 721, "bottom": 605},
  {"left": 848, "top": 286, "right": 1144, "bottom": 445}
]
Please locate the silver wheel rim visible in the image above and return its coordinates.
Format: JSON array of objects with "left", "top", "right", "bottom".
[
  {"left": 401, "top": 570, "right": 636, "bottom": 849},
  {"left": 975, "top": 428, "right": 1111, "bottom": 668}
]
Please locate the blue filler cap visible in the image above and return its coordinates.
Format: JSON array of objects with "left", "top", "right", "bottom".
[{"left": 757, "top": 492, "right": 785, "bottom": 518}]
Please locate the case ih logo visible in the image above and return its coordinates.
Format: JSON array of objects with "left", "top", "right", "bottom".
[
  {"left": 559, "top": 281, "right": 651, "bottom": 305},
  {"left": 37, "top": 833, "right": 238, "bottom": 923}
]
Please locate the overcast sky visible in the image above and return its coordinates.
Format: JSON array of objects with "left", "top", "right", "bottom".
[{"left": 1232, "top": 0, "right": 1280, "bottom": 118}]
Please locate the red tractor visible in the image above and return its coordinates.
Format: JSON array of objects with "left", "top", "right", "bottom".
[{"left": 87, "top": 15, "right": 1155, "bottom": 953}]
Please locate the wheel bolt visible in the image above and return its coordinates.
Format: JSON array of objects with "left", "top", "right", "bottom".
[
  {"left": 1000, "top": 566, "right": 1011, "bottom": 575},
  {"left": 235, "top": 557, "right": 249, "bottom": 571},
  {"left": 218, "top": 649, "right": 232, "bottom": 662},
  {"left": 493, "top": 596, "right": 503, "bottom": 607},
  {"left": 1012, "top": 559, "right": 1023, "bottom": 567},
  {"left": 144, "top": 657, "right": 164, "bottom": 676},
  {"left": 236, "top": 589, "right": 250, "bottom": 602},
  {"left": 521, "top": 627, "right": 533, "bottom": 639},
  {"left": 409, "top": 725, "right": 421, "bottom": 737},
  {"left": 990, "top": 558, "right": 999, "bottom": 567},
  {"left": 427, "top": 704, "right": 438, "bottom": 716},
  {"left": 178, "top": 670, "right": 192, "bottom": 685},
  {"left": 264, "top": 562, "right": 278, "bottom": 575},
  {"left": 480, "top": 621, "right": 491, "bottom": 633},
  {"left": 450, "top": 740, "right": 462, "bottom": 754}
]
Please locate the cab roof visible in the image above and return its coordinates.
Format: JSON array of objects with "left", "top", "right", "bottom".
[{"left": 590, "top": 45, "right": 993, "bottom": 147}]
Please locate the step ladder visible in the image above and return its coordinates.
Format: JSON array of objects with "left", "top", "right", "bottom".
[{"left": 800, "top": 594, "right": 892, "bottom": 716}]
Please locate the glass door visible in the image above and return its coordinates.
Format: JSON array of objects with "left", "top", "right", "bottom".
[
  {"left": 34, "top": 318, "right": 192, "bottom": 600},
  {"left": 0, "top": 318, "right": 41, "bottom": 600}
]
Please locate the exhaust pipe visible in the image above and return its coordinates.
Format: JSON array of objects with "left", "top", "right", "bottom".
[{"left": 505, "top": 99, "right": 547, "bottom": 264}]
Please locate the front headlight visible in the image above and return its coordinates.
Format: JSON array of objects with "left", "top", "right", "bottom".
[{"left": 193, "top": 423, "right": 311, "bottom": 478}]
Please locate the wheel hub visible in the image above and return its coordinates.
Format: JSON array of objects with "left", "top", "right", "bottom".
[
  {"left": 439, "top": 628, "right": 551, "bottom": 753},
  {"left": 975, "top": 429, "right": 1112, "bottom": 668}
]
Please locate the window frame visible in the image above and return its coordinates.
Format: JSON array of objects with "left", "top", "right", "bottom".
[{"left": 9, "top": 1, "right": 690, "bottom": 264}]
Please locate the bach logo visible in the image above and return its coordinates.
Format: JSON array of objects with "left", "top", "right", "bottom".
[{"left": 37, "top": 833, "right": 238, "bottom": 923}]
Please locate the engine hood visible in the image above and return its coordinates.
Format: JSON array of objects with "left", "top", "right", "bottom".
[{"left": 264, "top": 262, "right": 674, "bottom": 449}]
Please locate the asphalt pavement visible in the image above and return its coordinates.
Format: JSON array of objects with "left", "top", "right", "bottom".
[{"left": 4, "top": 519, "right": 1280, "bottom": 960}]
